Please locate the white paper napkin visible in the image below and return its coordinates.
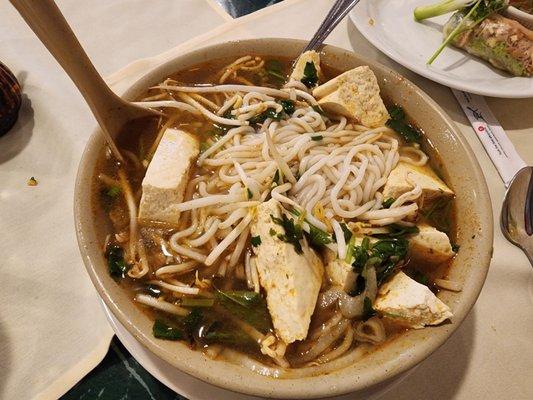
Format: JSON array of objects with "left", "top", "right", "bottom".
[{"left": 0, "top": 1, "right": 227, "bottom": 399}]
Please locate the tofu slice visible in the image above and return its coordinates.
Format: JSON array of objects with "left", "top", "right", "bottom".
[
  {"left": 250, "top": 199, "right": 323, "bottom": 344},
  {"left": 409, "top": 224, "right": 455, "bottom": 265},
  {"left": 138, "top": 129, "right": 199, "bottom": 226},
  {"left": 383, "top": 161, "right": 454, "bottom": 205},
  {"left": 312, "top": 66, "right": 389, "bottom": 128},
  {"left": 289, "top": 50, "right": 322, "bottom": 82},
  {"left": 374, "top": 271, "right": 452, "bottom": 329}
]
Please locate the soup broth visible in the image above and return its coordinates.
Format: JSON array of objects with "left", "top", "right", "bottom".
[{"left": 93, "top": 54, "right": 458, "bottom": 377}]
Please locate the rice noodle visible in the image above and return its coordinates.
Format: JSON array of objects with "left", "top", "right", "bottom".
[
  {"left": 354, "top": 317, "right": 387, "bottom": 344},
  {"left": 135, "top": 294, "right": 189, "bottom": 317}
]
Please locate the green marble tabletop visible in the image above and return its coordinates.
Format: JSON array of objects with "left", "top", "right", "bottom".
[{"left": 61, "top": 1, "right": 282, "bottom": 399}]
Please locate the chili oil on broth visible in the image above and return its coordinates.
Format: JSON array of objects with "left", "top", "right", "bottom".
[{"left": 91, "top": 54, "right": 458, "bottom": 375}]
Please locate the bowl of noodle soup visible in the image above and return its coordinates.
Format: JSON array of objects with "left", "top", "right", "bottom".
[{"left": 75, "top": 38, "right": 493, "bottom": 398}]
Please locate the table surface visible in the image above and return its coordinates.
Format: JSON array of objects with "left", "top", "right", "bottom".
[{"left": 58, "top": 4, "right": 282, "bottom": 400}]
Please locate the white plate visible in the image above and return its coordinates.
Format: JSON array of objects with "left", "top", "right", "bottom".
[
  {"left": 102, "top": 301, "right": 413, "bottom": 399},
  {"left": 350, "top": 0, "right": 533, "bottom": 98}
]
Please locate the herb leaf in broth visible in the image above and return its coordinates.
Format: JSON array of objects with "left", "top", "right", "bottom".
[
  {"left": 375, "top": 224, "right": 420, "bottom": 238},
  {"left": 106, "top": 245, "right": 130, "bottom": 279},
  {"left": 301, "top": 61, "right": 319, "bottom": 88},
  {"left": 153, "top": 319, "right": 184, "bottom": 341},
  {"left": 265, "top": 59, "right": 286, "bottom": 85},
  {"left": 216, "top": 289, "right": 261, "bottom": 308},
  {"left": 386, "top": 105, "right": 422, "bottom": 143},
  {"left": 251, "top": 235, "right": 262, "bottom": 247},
  {"left": 409, "top": 270, "right": 430, "bottom": 287},
  {"left": 215, "top": 290, "right": 272, "bottom": 333},
  {"left": 421, "top": 197, "right": 453, "bottom": 233},
  {"left": 311, "top": 135, "right": 323, "bottom": 141},
  {"left": 202, "top": 321, "right": 259, "bottom": 351},
  {"left": 100, "top": 185, "right": 121, "bottom": 211}
]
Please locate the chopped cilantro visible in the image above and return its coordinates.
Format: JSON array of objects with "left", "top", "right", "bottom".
[
  {"left": 271, "top": 213, "right": 304, "bottom": 254},
  {"left": 249, "top": 108, "right": 284, "bottom": 124},
  {"left": 386, "top": 105, "right": 422, "bottom": 143},
  {"left": 307, "top": 224, "right": 333, "bottom": 247},
  {"left": 301, "top": 61, "right": 318, "bottom": 88},
  {"left": 105, "top": 245, "right": 130, "bottom": 279},
  {"left": 247, "top": 188, "right": 253, "bottom": 199},
  {"left": 410, "top": 270, "right": 429, "bottom": 286},
  {"left": 382, "top": 197, "right": 395, "bottom": 208},
  {"left": 265, "top": 59, "right": 285, "bottom": 84},
  {"left": 279, "top": 99, "right": 295, "bottom": 115},
  {"left": 340, "top": 223, "right": 353, "bottom": 242},
  {"left": 269, "top": 228, "right": 277, "bottom": 236},
  {"left": 311, "top": 135, "right": 323, "bottom": 141},
  {"left": 251, "top": 235, "right": 262, "bottom": 247}
]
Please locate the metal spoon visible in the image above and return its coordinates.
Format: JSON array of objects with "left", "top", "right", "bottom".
[
  {"left": 9, "top": 0, "right": 159, "bottom": 162},
  {"left": 501, "top": 166, "right": 533, "bottom": 266},
  {"left": 302, "top": 0, "right": 361, "bottom": 53}
]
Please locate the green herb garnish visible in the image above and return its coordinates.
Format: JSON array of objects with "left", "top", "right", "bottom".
[
  {"left": 251, "top": 235, "right": 262, "bottom": 247},
  {"left": 311, "top": 135, "right": 323, "bottom": 141},
  {"left": 410, "top": 270, "right": 430, "bottom": 287},
  {"left": 452, "top": 243, "right": 460, "bottom": 252},
  {"left": 301, "top": 61, "right": 319, "bottom": 88},
  {"left": 271, "top": 213, "right": 304, "bottom": 254},
  {"left": 215, "top": 290, "right": 271, "bottom": 333},
  {"left": 269, "top": 228, "right": 277, "bottom": 236},
  {"left": 307, "top": 224, "right": 333, "bottom": 247},
  {"left": 272, "top": 169, "right": 282, "bottom": 186},
  {"left": 247, "top": 188, "right": 253, "bottom": 199},
  {"left": 105, "top": 245, "right": 130, "bottom": 279},
  {"left": 265, "top": 59, "right": 286, "bottom": 84},
  {"left": 279, "top": 99, "right": 295, "bottom": 115},
  {"left": 153, "top": 319, "right": 184, "bottom": 341},
  {"left": 382, "top": 197, "right": 395, "bottom": 208},
  {"left": 386, "top": 105, "right": 422, "bottom": 143},
  {"left": 340, "top": 223, "right": 353, "bottom": 242},
  {"left": 249, "top": 108, "right": 284, "bottom": 124}
]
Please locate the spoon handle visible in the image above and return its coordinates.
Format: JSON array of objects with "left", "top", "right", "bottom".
[
  {"left": 304, "top": 0, "right": 361, "bottom": 52},
  {"left": 9, "top": 0, "right": 124, "bottom": 155}
]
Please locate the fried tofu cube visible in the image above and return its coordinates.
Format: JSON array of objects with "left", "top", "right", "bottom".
[
  {"left": 383, "top": 162, "right": 454, "bottom": 204},
  {"left": 374, "top": 271, "right": 453, "bottom": 329},
  {"left": 312, "top": 66, "right": 389, "bottom": 128},
  {"left": 250, "top": 199, "right": 323, "bottom": 344},
  {"left": 289, "top": 50, "right": 322, "bottom": 82},
  {"left": 138, "top": 129, "right": 199, "bottom": 226},
  {"left": 409, "top": 224, "right": 455, "bottom": 265}
]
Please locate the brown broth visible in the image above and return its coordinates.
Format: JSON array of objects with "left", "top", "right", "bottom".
[{"left": 91, "top": 55, "right": 457, "bottom": 369}]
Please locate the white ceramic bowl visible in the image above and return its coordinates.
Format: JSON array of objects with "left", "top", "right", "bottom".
[{"left": 75, "top": 38, "right": 494, "bottom": 399}]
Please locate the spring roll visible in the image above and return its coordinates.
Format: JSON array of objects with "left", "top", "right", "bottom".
[{"left": 444, "top": 12, "right": 533, "bottom": 76}]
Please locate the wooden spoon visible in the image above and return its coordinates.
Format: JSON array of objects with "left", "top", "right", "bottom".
[{"left": 9, "top": 0, "right": 159, "bottom": 161}]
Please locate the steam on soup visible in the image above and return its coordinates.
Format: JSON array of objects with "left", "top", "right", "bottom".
[{"left": 93, "top": 52, "right": 460, "bottom": 378}]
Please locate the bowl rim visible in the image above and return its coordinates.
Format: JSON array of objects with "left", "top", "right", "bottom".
[{"left": 74, "top": 38, "right": 493, "bottom": 398}]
